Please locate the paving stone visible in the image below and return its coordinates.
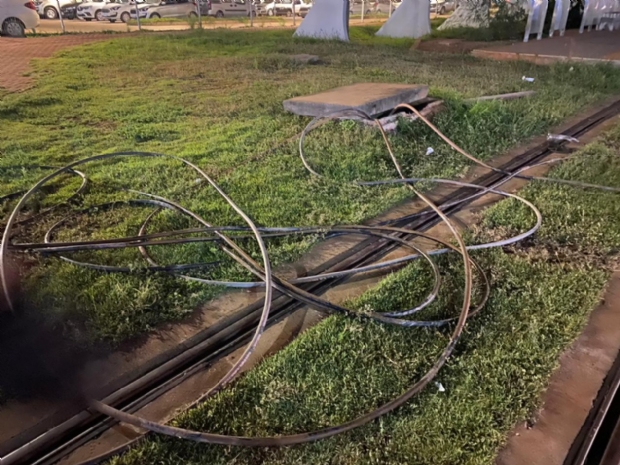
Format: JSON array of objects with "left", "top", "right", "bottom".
[{"left": 0, "top": 35, "right": 112, "bottom": 92}]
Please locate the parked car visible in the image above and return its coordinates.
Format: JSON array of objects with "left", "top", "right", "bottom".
[
  {"left": 0, "top": 0, "right": 39, "bottom": 36},
  {"left": 252, "top": 0, "right": 263, "bottom": 14},
  {"left": 208, "top": 0, "right": 256, "bottom": 17},
  {"left": 430, "top": 0, "right": 454, "bottom": 14},
  {"left": 35, "top": 0, "right": 75, "bottom": 18},
  {"left": 76, "top": 0, "right": 118, "bottom": 20},
  {"left": 263, "top": 0, "right": 309, "bottom": 16},
  {"left": 102, "top": 0, "right": 152, "bottom": 21},
  {"left": 349, "top": 0, "right": 381, "bottom": 14},
  {"left": 59, "top": 0, "right": 82, "bottom": 17},
  {"left": 130, "top": 0, "right": 197, "bottom": 19}
]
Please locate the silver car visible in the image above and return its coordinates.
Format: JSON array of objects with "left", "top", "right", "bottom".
[
  {"left": 76, "top": 0, "right": 119, "bottom": 20},
  {"left": 430, "top": 0, "right": 454, "bottom": 13},
  {"left": 208, "top": 0, "right": 256, "bottom": 17},
  {"left": 135, "top": 0, "right": 198, "bottom": 18},
  {"left": 35, "top": 0, "right": 77, "bottom": 19},
  {"left": 102, "top": 0, "right": 155, "bottom": 21},
  {"left": 349, "top": 0, "right": 381, "bottom": 14}
]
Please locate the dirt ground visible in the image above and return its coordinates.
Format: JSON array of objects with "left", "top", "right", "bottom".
[{"left": 414, "top": 38, "right": 500, "bottom": 54}]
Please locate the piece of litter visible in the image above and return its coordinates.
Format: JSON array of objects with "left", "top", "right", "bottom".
[
  {"left": 435, "top": 382, "right": 446, "bottom": 392},
  {"left": 425, "top": 147, "right": 435, "bottom": 156},
  {"left": 522, "top": 76, "right": 535, "bottom": 83},
  {"left": 383, "top": 122, "right": 398, "bottom": 132},
  {"left": 195, "top": 178, "right": 203, "bottom": 184},
  {"left": 569, "top": 67, "right": 574, "bottom": 72},
  {"left": 547, "top": 133, "right": 579, "bottom": 144}
]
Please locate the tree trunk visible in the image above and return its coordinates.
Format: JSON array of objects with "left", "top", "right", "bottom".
[
  {"left": 376, "top": 0, "right": 431, "bottom": 38},
  {"left": 437, "top": 0, "right": 489, "bottom": 29}
]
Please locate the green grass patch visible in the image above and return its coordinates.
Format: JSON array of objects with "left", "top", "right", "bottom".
[
  {"left": 109, "top": 122, "right": 620, "bottom": 465},
  {"left": 111, "top": 253, "right": 606, "bottom": 465},
  {"left": 482, "top": 124, "right": 620, "bottom": 258},
  {"left": 2, "top": 27, "right": 620, "bottom": 343}
]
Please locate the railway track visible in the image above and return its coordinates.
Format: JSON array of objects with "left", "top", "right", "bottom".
[
  {"left": 3, "top": 98, "right": 620, "bottom": 465},
  {"left": 565, "top": 346, "right": 620, "bottom": 465}
]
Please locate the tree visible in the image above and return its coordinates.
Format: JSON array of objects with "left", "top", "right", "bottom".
[{"left": 438, "top": 0, "right": 491, "bottom": 29}]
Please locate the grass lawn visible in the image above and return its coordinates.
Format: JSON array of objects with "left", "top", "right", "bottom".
[
  {"left": 1, "top": 27, "right": 620, "bottom": 345},
  {"left": 109, "top": 123, "right": 620, "bottom": 465}
]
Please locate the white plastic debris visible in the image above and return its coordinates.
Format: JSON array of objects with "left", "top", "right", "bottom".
[
  {"left": 435, "top": 382, "right": 446, "bottom": 392},
  {"left": 425, "top": 147, "right": 435, "bottom": 156},
  {"left": 569, "top": 67, "right": 574, "bottom": 72},
  {"left": 547, "top": 133, "right": 579, "bottom": 143},
  {"left": 522, "top": 76, "right": 535, "bottom": 82}
]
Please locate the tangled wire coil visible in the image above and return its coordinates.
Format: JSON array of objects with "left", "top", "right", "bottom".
[{"left": 1, "top": 103, "right": 619, "bottom": 447}]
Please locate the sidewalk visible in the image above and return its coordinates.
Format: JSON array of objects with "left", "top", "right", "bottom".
[
  {"left": 0, "top": 35, "right": 111, "bottom": 92},
  {"left": 472, "top": 29, "right": 620, "bottom": 66}
]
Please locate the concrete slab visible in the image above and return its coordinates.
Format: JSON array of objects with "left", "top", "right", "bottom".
[
  {"left": 283, "top": 83, "right": 429, "bottom": 117},
  {"left": 496, "top": 272, "right": 620, "bottom": 465}
]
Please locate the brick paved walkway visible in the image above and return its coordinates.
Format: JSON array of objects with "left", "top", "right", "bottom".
[{"left": 0, "top": 35, "right": 113, "bottom": 92}]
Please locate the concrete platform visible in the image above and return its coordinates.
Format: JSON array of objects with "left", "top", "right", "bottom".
[
  {"left": 283, "top": 83, "right": 429, "bottom": 117},
  {"left": 472, "top": 29, "right": 620, "bottom": 67}
]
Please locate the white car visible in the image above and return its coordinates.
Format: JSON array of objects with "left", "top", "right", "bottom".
[
  {"left": 0, "top": 0, "right": 39, "bottom": 36},
  {"left": 430, "top": 0, "right": 454, "bottom": 14},
  {"left": 128, "top": 1, "right": 148, "bottom": 17},
  {"left": 35, "top": 0, "right": 75, "bottom": 19},
  {"left": 76, "top": 0, "right": 117, "bottom": 20},
  {"left": 264, "top": 0, "right": 309, "bottom": 16},
  {"left": 130, "top": 0, "right": 198, "bottom": 19},
  {"left": 102, "top": 0, "right": 144, "bottom": 22}
]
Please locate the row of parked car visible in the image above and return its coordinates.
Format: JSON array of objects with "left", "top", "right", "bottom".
[
  {"left": 348, "top": 0, "right": 454, "bottom": 15},
  {"left": 32, "top": 0, "right": 451, "bottom": 22},
  {"left": 33, "top": 0, "right": 313, "bottom": 21},
  {"left": 1, "top": 0, "right": 454, "bottom": 37}
]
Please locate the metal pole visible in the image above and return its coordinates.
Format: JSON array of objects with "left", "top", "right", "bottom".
[
  {"left": 197, "top": 0, "right": 202, "bottom": 28},
  {"left": 136, "top": 0, "right": 141, "bottom": 30},
  {"left": 292, "top": 0, "right": 296, "bottom": 26},
  {"left": 250, "top": 0, "right": 253, "bottom": 26},
  {"left": 55, "top": 0, "right": 66, "bottom": 33},
  {"left": 388, "top": 0, "right": 392, "bottom": 16},
  {"left": 361, "top": 0, "right": 364, "bottom": 21}
]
